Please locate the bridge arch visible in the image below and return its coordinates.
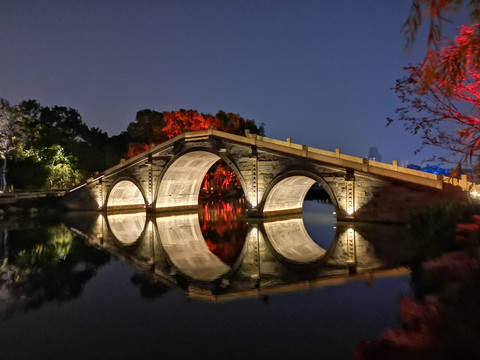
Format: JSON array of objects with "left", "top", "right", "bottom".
[
  {"left": 156, "top": 213, "right": 232, "bottom": 281},
  {"left": 106, "top": 212, "right": 147, "bottom": 246},
  {"left": 263, "top": 217, "right": 328, "bottom": 263},
  {"left": 106, "top": 179, "right": 146, "bottom": 211},
  {"left": 155, "top": 149, "right": 247, "bottom": 211},
  {"left": 261, "top": 172, "right": 339, "bottom": 216}
]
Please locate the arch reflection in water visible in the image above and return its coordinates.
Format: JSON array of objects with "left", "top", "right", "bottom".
[
  {"left": 107, "top": 212, "right": 147, "bottom": 245},
  {"left": 198, "top": 199, "right": 248, "bottom": 266},
  {"left": 263, "top": 216, "right": 327, "bottom": 263},
  {"left": 73, "top": 205, "right": 418, "bottom": 301},
  {"left": 156, "top": 213, "right": 231, "bottom": 281}
]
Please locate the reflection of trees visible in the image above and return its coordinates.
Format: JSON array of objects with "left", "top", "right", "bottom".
[
  {"left": 198, "top": 199, "right": 247, "bottom": 265},
  {"left": 304, "top": 184, "right": 331, "bottom": 203},
  {"left": 0, "top": 224, "right": 109, "bottom": 316},
  {"left": 354, "top": 248, "right": 480, "bottom": 359},
  {"left": 130, "top": 273, "right": 170, "bottom": 299}
]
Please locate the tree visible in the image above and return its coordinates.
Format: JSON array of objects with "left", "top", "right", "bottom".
[
  {"left": 0, "top": 100, "right": 25, "bottom": 192},
  {"left": 216, "top": 110, "right": 265, "bottom": 136},
  {"left": 44, "top": 145, "right": 82, "bottom": 189},
  {"left": 125, "top": 109, "right": 265, "bottom": 158},
  {"left": 389, "top": 2, "right": 480, "bottom": 165},
  {"left": 5, "top": 99, "right": 126, "bottom": 190},
  {"left": 124, "top": 108, "right": 264, "bottom": 196},
  {"left": 162, "top": 109, "right": 221, "bottom": 139},
  {"left": 127, "top": 109, "right": 167, "bottom": 144},
  {"left": 403, "top": 0, "right": 480, "bottom": 51},
  {"left": 388, "top": 25, "right": 480, "bottom": 162}
]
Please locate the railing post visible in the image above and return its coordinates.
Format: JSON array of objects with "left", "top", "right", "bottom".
[
  {"left": 392, "top": 160, "right": 398, "bottom": 171},
  {"left": 302, "top": 145, "right": 308, "bottom": 157},
  {"left": 362, "top": 158, "right": 369, "bottom": 172},
  {"left": 461, "top": 174, "right": 468, "bottom": 190}
]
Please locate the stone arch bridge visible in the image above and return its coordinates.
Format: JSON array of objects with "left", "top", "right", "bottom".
[{"left": 65, "top": 129, "right": 470, "bottom": 222}]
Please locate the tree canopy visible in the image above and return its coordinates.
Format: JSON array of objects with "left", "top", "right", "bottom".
[
  {"left": 0, "top": 98, "right": 263, "bottom": 191},
  {"left": 0, "top": 100, "right": 25, "bottom": 192},
  {"left": 403, "top": 0, "right": 480, "bottom": 51},
  {"left": 1, "top": 99, "right": 128, "bottom": 190},
  {"left": 125, "top": 108, "right": 264, "bottom": 158},
  {"left": 389, "top": 1, "right": 480, "bottom": 167},
  {"left": 124, "top": 108, "right": 264, "bottom": 195}
]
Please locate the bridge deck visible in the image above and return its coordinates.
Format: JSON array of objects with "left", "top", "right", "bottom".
[{"left": 81, "top": 129, "right": 476, "bottom": 193}]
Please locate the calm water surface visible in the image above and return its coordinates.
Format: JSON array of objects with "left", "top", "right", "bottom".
[{"left": 0, "top": 200, "right": 414, "bottom": 360}]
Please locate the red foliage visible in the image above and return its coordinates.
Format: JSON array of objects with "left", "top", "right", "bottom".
[
  {"left": 199, "top": 199, "right": 247, "bottom": 265},
  {"left": 202, "top": 162, "right": 240, "bottom": 193},
  {"left": 390, "top": 24, "right": 480, "bottom": 162},
  {"left": 162, "top": 110, "right": 222, "bottom": 139},
  {"left": 418, "top": 24, "right": 480, "bottom": 156},
  {"left": 125, "top": 143, "right": 150, "bottom": 159},
  {"left": 124, "top": 109, "right": 261, "bottom": 192}
]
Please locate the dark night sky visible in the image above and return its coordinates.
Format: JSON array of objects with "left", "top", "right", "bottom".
[{"left": 0, "top": 1, "right": 467, "bottom": 164}]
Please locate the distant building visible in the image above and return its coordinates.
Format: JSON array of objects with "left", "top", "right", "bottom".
[{"left": 368, "top": 147, "right": 382, "bottom": 162}]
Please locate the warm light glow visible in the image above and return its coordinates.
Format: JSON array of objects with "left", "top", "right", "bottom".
[
  {"left": 70, "top": 182, "right": 87, "bottom": 192},
  {"left": 107, "top": 180, "right": 145, "bottom": 209},
  {"left": 346, "top": 228, "right": 356, "bottom": 265},
  {"left": 156, "top": 151, "right": 220, "bottom": 209},
  {"left": 346, "top": 181, "right": 354, "bottom": 215},
  {"left": 107, "top": 212, "right": 146, "bottom": 245},
  {"left": 156, "top": 213, "right": 230, "bottom": 281},
  {"left": 263, "top": 176, "right": 315, "bottom": 213},
  {"left": 264, "top": 217, "right": 326, "bottom": 263}
]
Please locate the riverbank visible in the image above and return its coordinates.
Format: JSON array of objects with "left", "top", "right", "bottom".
[
  {"left": 353, "top": 215, "right": 480, "bottom": 359},
  {"left": 0, "top": 190, "right": 66, "bottom": 216}
]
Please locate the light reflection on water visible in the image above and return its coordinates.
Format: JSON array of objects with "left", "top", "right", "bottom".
[
  {"left": 302, "top": 200, "right": 337, "bottom": 249},
  {"left": 0, "top": 200, "right": 416, "bottom": 360},
  {"left": 198, "top": 198, "right": 248, "bottom": 265}
]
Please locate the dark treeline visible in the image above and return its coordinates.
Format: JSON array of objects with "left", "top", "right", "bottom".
[{"left": 0, "top": 99, "right": 264, "bottom": 191}]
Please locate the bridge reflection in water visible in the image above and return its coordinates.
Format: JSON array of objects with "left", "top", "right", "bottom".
[{"left": 68, "top": 200, "right": 414, "bottom": 302}]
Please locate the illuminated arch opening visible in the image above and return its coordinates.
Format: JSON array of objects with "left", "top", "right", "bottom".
[
  {"left": 264, "top": 217, "right": 326, "bottom": 263},
  {"left": 156, "top": 213, "right": 230, "bottom": 281},
  {"left": 156, "top": 151, "right": 220, "bottom": 209},
  {"left": 263, "top": 175, "right": 336, "bottom": 263},
  {"left": 263, "top": 176, "right": 316, "bottom": 214},
  {"left": 107, "top": 212, "right": 147, "bottom": 245},
  {"left": 107, "top": 180, "right": 145, "bottom": 210},
  {"left": 156, "top": 151, "right": 245, "bottom": 210}
]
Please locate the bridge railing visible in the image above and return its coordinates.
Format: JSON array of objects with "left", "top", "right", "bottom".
[
  {"left": 79, "top": 129, "right": 480, "bottom": 196},
  {"left": 240, "top": 130, "right": 447, "bottom": 189},
  {"left": 242, "top": 130, "right": 480, "bottom": 194}
]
